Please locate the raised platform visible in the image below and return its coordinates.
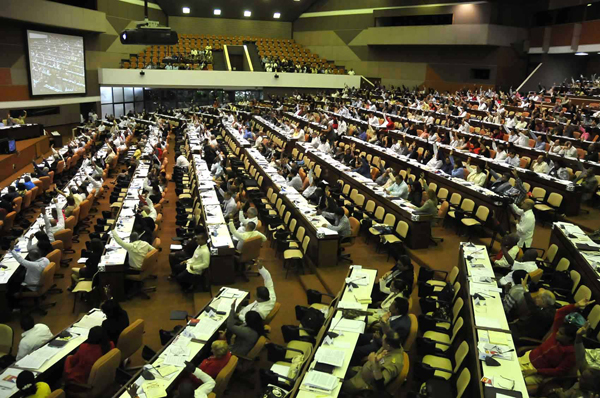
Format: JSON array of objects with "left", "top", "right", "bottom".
[
  {"left": 0, "top": 136, "right": 50, "bottom": 182},
  {"left": 98, "top": 68, "right": 361, "bottom": 90}
]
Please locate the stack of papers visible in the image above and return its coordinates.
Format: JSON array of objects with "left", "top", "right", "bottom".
[
  {"left": 192, "top": 317, "right": 222, "bottom": 341},
  {"left": 315, "top": 347, "right": 345, "bottom": 367},
  {"left": 162, "top": 345, "right": 190, "bottom": 367},
  {"left": 303, "top": 370, "right": 338, "bottom": 392},
  {"left": 331, "top": 318, "right": 366, "bottom": 334},
  {"left": 15, "top": 345, "right": 59, "bottom": 370}
]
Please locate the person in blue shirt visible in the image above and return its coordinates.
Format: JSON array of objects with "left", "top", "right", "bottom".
[
  {"left": 352, "top": 156, "right": 372, "bottom": 179},
  {"left": 243, "top": 128, "right": 254, "bottom": 140},
  {"left": 358, "top": 130, "right": 367, "bottom": 141},
  {"left": 22, "top": 176, "right": 35, "bottom": 190},
  {"left": 448, "top": 151, "right": 465, "bottom": 179}
]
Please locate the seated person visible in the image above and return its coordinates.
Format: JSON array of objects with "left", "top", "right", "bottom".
[
  {"left": 101, "top": 299, "right": 129, "bottom": 345},
  {"left": 502, "top": 270, "right": 528, "bottom": 321},
  {"left": 548, "top": 323, "right": 600, "bottom": 397},
  {"left": 371, "top": 256, "right": 414, "bottom": 304},
  {"left": 228, "top": 220, "right": 266, "bottom": 251},
  {"left": 352, "top": 297, "right": 410, "bottom": 365},
  {"left": 519, "top": 297, "right": 590, "bottom": 393},
  {"left": 169, "top": 231, "right": 210, "bottom": 292},
  {"left": 177, "top": 362, "right": 216, "bottom": 398},
  {"left": 491, "top": 234, "right": 520, "bottom": 270},
  {"left": 64, "top": 326, "right": 114, "bottom": 385},
  {"left": 237, "top": 263, "right": 276, "bottom": 323},
  {"left": 110, "top": 230, "right": 154, "bottom": 271},
  {"left": 26, "top": 231, "right": 53, "bottom": 257},
  {"left": 22, "top": 177, "right": 35, "bottom": 191},
  {"left": 510, "top": 277, "right": 556, "bottom": 343},
  {"left": 2, "top": 186, "right": 19, "bottom": 203},
  {"left": 222, "top": 305, "right": 264, "bottom": 357},
  {"left": 16, "top": 315, "right": 53, "bottom": 361},
  {"left": 16, "top": 370, "right": 51, "bottom": 398},
  {"left": 198, "top": 341, "right": 231, "bottom": 379},
  {"left": 9, "top": 247, "right": 49, "bottom": 293},
  {"left": 343, "top": 331, "right": 405, "bottom": 394},
  {"left": 71, "top": 238, "right": 103, "bottom": 288},
  {"left": 368, "top": 279, "right": 409, "bottom": 322},
  {"left": 499, "top": 248, "right": 538, "bottom": 286}
]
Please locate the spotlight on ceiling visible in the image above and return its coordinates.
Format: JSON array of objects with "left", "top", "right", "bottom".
[
  {"left": 575, "top": 52, "right": 589, "bottom": 56},
  {"left": 182, "top": 6, "right": 190, "bottom": 14},
  {"left": 214, "top": 9, "right": 221, "bottom": 15},
  {"left": 244, "top": 10, "right": 252, "bottom": 17},
  {"left": 274, "top": 12, "right": 281, "bottom": 19}
]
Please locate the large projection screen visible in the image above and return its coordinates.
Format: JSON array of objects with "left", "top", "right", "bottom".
[{"left": 26, "top": 30, "right": 86, "bottom": 96}]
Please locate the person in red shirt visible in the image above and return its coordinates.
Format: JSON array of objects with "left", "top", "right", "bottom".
[
  {"left": 199, "top": 340, "right": 232, "bottom": 378},
  {"left": 64, "top": 326, "right": 114, "bottom": 385},
  {"left": 518, "top": 297, "right": 592, "bottom": 394},
  {"left": 182, "top": 340, "right": 232, "bottom": 389}
]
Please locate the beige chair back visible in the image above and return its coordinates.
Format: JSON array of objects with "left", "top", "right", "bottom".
[
  {"left": 86, "top": 348, "right": 121, "bottom": 397},
  {"left": 238, "top": 235, "right": 263, "bottom": 263},
  {"left": 117, "top": 319, "right": 144, "bottom": 361}
]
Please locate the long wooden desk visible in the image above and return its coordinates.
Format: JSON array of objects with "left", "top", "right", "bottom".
[
  {"left": 342, "top": 136, "right": 512, "bottom": 233},
  {"left": 0, "top": 308, "right": 107, "bottom": 397},
  {"left": 226, "top": 133, "right": 340, "bottom": 268},
  {"left": 295, "top": 141, "right": 433, "bottom": 250},
  {"left": 458, "top": 243, "right": 530, "bottom": 398},
  {"left": 291, "top": 266, "right": 376, "bottom": 398},
  {"left": 114, "top": 287, "right": 249, "bottom": 398},
  {"left": 550, "top": 222, "right": 600, "bottom": 300}
]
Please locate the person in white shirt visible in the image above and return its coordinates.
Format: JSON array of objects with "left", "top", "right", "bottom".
[
  {"left": 531, "top": 154, "right": 551, "bottom": 174},
  {"left": 515, "top": 117, "right": 528, "bottom": 130},
  {"left": 317, "top": 137, "right": 331, "bottom": 153},
  {"left": 559, "top": 142, "right": 578, "bottom": 158},
  {"left": 426, "top": 144, "right": 443, "bottom": 169},
  {"left": 516, "top": 131, "right": 530, "bottom": 147},
  {"left": 16, "top": 315, "right": 53, "bottom": 361},
  {"left": 368, "top": 113, "right": 379, "bottom": 127},
  {"left": 287, "top": 169, "right": 303, "bottom": 191},
  {"left": 221, "top": 191, "right": 237, "bottom": 219},
  {"left": 140, "top": 195, "right": 157, "bottom": 221},
  {"left": 176, "top": 363, "right": 216, "bottom": 398},
  {"left": 228, "top": 220, "right": 266, "bottom": 251},
  {"left": 504, "top": 151, "right": 520, "bottom": 167},
  {"left": 10, "top": 248, "right": 49, "bottom": 292},
  {"left": 310, "top": 133, "right": 320, "bottom": 149},
  {"left": 505, "top": 117, "right": 517, "bottom": 129},
  {"left": 238, "top": 208, "right": 258, "bottom": 233},
  {"left": 549, "top": 139, "right": 562, "bottom": 155},
  {"left": 386, "top": 175, "right": 409, "bottom": 199},
  {"left": 110, "top": 230, "right": 154, "bottom": 270},
  {"left": 337, "top": 119, "right": 347, "bottom": 136},
  {"left": 176, "top": 154, "right": 190, "bottom": 170},
  {"left": 499, "top": 249, "right": 539, "bottom": 286},
  {"left": 41, "top": 202, "right": 64, "bottom": 241},
  {"left": 491, "top": 234, "right": 520, "bottom": 269},
  {"left": 492, "top": 143, "right": 508, "bottom": 161},
  {"left": 510, "top": 199, "right": 535, "bottom": 248},
  {"left": 237, "top": 263, "right": 276, "bottom": 323}
]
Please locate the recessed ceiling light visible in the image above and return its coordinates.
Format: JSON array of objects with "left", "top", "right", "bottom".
[
  {"left": 244, "top": 10, "right": 252, "bottom": 17},
  {"left": 182, "top": 6, "right": 190, "bottom": 14},
  {"left": 575, "top": 52, "right": 589, "bottom": 56},
  {"left": 588, "top": 3, "right": 592, "bottom": 6},
  {"left": 273, "top": 12, "right": 281, "bottom": 19},
  {"left": 214, "top": 9, "right": 221, "bottom": 15}
]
